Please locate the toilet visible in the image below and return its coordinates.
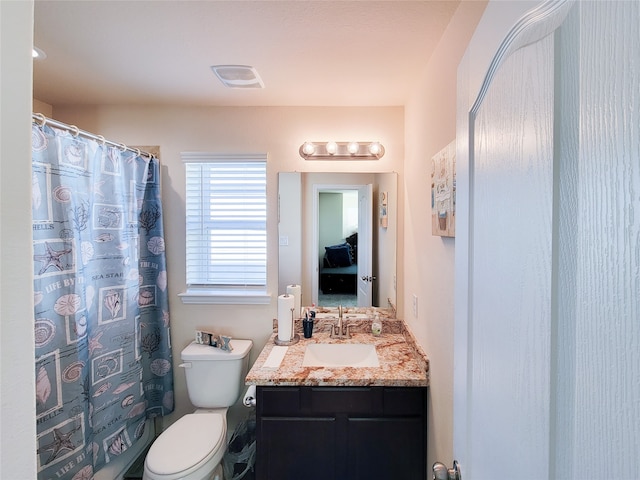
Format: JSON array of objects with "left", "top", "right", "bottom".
[{"left": 143, "top": 339, "right": 253, "bottom": 480}]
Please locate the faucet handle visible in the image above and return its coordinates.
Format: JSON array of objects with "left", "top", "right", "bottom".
[
  {"left": 344, "top": 324, "right": 357, "bottom": 339},
  {"left": 343, "top": 325, "right": 351, "bottom": 339}
]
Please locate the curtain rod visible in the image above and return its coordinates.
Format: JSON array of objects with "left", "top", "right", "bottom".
[{"left": 32, "top": 113, "right": 155, "bottom": 159}]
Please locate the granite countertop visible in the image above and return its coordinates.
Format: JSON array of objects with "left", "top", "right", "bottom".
[{"left": 245, "top": 318, "right": 429, "bottom": 387}]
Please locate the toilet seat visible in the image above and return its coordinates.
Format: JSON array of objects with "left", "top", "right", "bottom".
[{"left": 144, "top": 413, "right": 226, "bottom": 479}]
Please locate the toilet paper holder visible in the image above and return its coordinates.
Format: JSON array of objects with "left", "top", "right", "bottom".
[{"left": 243, "top": 385, "right": 257, "bottom": 407}]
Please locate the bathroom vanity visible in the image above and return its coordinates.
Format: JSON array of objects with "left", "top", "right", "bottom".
[
  {"left": 245, "top": 318, "right": 429, "bottom": 480},
  {"left": 256, "top": 385, "right": 426, "bottom": 479}
]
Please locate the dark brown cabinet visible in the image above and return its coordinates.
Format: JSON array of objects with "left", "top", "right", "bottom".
[{"left": 255, "top": 386, "right": 427, "bottom": 480}]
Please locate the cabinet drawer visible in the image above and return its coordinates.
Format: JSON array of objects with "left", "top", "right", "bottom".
[
  {"left": 309, "top": 387, "right": 383, "bottom": 414},
  {"left": 258, "top": 387, "right": 300, "bottom": 416},
  {"left": 383, "top": 387, "right": 426, "bottom": 416},
  {"left": 260, "top": 386, "right": 384, "bottom": 416}
]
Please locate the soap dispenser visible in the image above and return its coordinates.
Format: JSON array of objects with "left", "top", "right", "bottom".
[{"left": 371, "top": 313, "right": 382, "bottom": 336}]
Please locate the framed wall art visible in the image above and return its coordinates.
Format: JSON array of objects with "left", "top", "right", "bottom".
[{"left": 431, "top": 140, "right": 456, "bottom": 237}]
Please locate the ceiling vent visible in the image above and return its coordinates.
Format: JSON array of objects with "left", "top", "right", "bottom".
[{"left": 210, "top": 65, "right": 264, "bottom": 89}]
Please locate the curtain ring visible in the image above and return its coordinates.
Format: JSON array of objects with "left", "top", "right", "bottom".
[
  {"left": 33, "top": 113, "right": 47, "bottom": 127},
  {"left": 70, "top": 125, "right": 80, "bottom": 137},
  {"left": 135, "top": 148, "right": 141, "bottom": 157},
  {"left": 118, "top": 143, "right": 127, "bottom": 152},
  {"left": 96, "top": 135, "right": 106, "bottom": 146}
]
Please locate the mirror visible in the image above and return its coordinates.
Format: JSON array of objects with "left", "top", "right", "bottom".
[{"left": 278, "top": 172, "right": 397, "bottom": 311}]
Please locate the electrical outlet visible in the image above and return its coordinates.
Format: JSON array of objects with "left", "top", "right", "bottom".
[
  {"left": 412, "top": 294, "right": 418, "bottom": 317},
  {"left": 279, "top": 235, "right": 289, "bottom": 246}
]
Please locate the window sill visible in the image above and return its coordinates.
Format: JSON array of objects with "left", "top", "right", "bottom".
[{"left": 178, "top": 288, "right": 272, "bottom": 305}]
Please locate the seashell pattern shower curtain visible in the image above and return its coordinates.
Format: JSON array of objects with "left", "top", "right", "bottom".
[{"left": 31, "top": 122, "right": 174, "bottom": 480}]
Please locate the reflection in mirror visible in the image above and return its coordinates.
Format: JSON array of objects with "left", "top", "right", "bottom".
[
  {"left": 278, "top": 172, "right": 397, "bottom": 312},
  {"left": 317, "top": 187, "right": 362, "bottom": 308}
]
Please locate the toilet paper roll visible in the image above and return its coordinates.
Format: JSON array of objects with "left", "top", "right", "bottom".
[
  {"left": 286, "top": 284, "right": 302, "bottom": 318},
  {"left": 277, "top": 294, "right": 295, "bottom": 342},
  {"left": 243, "top": 385, "right": 256, "bottom": 407}
]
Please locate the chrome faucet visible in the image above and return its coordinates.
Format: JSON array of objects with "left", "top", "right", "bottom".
[{"left": 330, "top": 305, "right": 351, "bottom": 339}]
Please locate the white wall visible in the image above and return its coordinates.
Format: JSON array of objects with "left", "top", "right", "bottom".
[
  {"left": 33, "top": 98, "right": 52, "bottom": 117},
  {"left": 403, "top": 0, "right": 487, "bottom": 470},
  {"left": 0, "top": 1, "right": 38, "bottom": 478},
  {"left": 51, "top": 105, "right": 404, "bottom": 428},
  {"left": 319, "top": 192, "right": 345, "bottom": 254},
  {"left": 277, "top": 172, "right": 302, "bottom": 295},
  {"left": 376, "top": 172, "right": 398, "bottom": 309}
]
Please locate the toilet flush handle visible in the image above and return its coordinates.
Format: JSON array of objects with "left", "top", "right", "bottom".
[{"left": 179, "top": 362, "right": 192, "bottom": 369}]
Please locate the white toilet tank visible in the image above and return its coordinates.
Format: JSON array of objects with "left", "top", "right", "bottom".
[{"left": 180, "top": 339, "right": 253, "bottom": 408}]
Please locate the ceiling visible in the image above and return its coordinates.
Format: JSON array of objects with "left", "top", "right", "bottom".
[{"left": 33, "top": 1, "right": 461, "bottom": 108}]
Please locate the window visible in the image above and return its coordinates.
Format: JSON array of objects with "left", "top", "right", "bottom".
[{"left": 180, "top": 153, "right": 268, "bottom": 304}]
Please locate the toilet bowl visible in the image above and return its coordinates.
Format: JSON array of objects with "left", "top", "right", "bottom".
[{"left": 143, "top": 411, "right": 226, "bottom": 480}]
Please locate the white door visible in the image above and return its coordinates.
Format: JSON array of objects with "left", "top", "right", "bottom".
[
  {"left": 356, "top": 184, "right": 373, "bottom": 307},
  {"left": 452, "top": 1, "right": 640, "bottom": 479}
]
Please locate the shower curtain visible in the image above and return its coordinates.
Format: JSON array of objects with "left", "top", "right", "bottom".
[{"left": 31, "top": 121, "right": 174, "bottom": 480}]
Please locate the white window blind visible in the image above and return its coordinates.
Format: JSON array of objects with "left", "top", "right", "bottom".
[{"left": 184, "top": 154, "right": 266, "bottom": 289}]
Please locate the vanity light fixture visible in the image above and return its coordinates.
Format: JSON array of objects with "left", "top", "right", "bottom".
[{"left": 299, "top": 141, "right": 385, "bottom": 160}]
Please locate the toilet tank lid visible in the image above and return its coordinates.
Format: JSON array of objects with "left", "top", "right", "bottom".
[{"left": 181, "top": 339, "right": 253, "bottom": 361}]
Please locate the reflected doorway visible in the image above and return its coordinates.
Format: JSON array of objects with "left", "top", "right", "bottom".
[{"left": 312, "top": 184, "right": 372, "bottom": 307}]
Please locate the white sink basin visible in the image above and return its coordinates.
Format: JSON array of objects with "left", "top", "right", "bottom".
[{"left": 302, "top": 343, "right": 379, "bottom": 368}]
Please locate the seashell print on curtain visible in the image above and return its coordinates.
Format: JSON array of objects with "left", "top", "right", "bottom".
[{"left": 31, "top": 122, "right": 174, "bottom": 480}]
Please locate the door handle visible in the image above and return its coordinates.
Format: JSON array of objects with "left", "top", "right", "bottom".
[{"left": 432, "top": 460, "right": 461, "bottom": 480}]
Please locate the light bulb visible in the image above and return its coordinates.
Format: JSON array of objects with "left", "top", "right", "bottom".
[
  {"left": 302, "top": 142, "right": 316, "bottom": 155},
  {"left": 368, "top": 142, "right": 381, "bottom": 155},
  {"left": 325, "top": 142, "right": 338, "bottom": 155},
  {"left": 347, "top": 142, "right": 360, "bottom": 154}
]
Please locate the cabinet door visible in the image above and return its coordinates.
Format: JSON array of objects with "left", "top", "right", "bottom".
[
  {"left": 347, "top": 417, "right": 426, "bottom": 479},
  {"left": 257, "top": 417, "right": 336, "bottom": 480}
]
